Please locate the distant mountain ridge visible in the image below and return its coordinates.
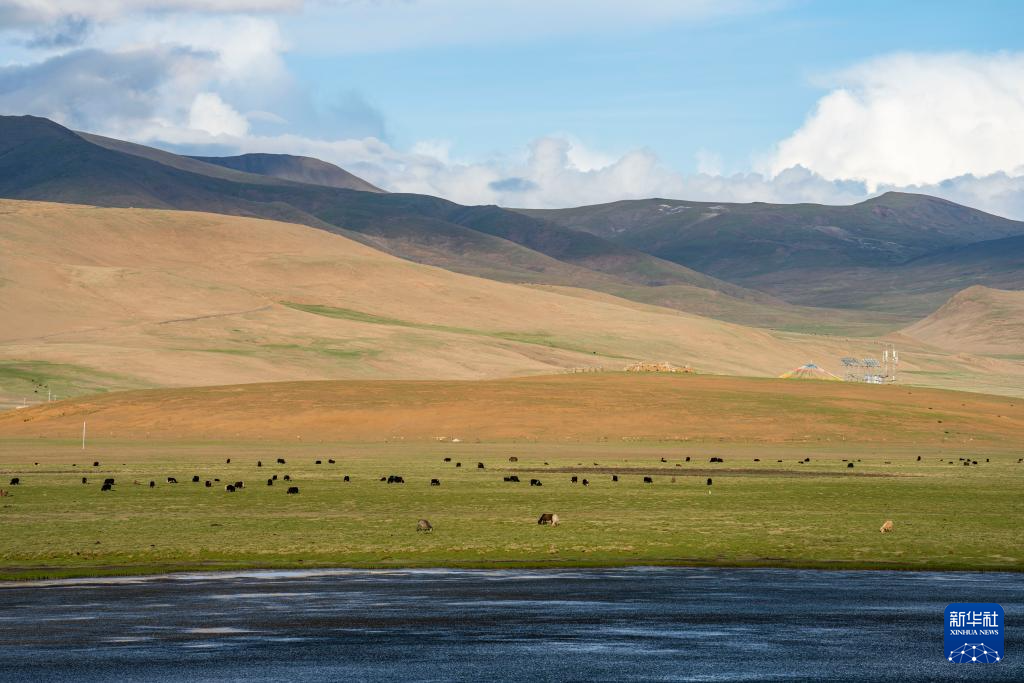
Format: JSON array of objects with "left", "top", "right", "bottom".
[
  {"left": 191, "top": 153, "right": 384, "bottom": 193},
  {"left": 520, "top": 194, "right": 1024, "bottom": 314},
  {"left": 0, "top": 115, "right": 836, "bottom": 331},
  {"left": 3, "top": 114, "right": 1022, "bottom": 327}
]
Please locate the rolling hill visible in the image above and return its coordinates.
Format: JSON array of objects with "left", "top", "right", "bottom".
[
  {"left": 3, "top": 200, "right": 1022, "bottom": 408},
  {"left": 3, "top": 115, "right": 1022, "bottom": 333},
  {"left": 191, "top": 152, "right": 384, "bottom": 192},
  {"left": 3, "top": 373, "right": 1021, "bottom": 445},
  {"left": 0, "top": 116, "right": 909, "bottom": 333},
  {"left": 520, "top": 194, "right": 1024, "bottom": 315},
  {"left": 902, "top": 286, "right": 1024, "bottom": 356}
]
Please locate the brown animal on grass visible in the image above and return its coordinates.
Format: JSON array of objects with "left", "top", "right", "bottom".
[
  {"left": 417, "top": 519, "right": 433, "bottom": 532},
  {"left": 537, "top": 513, "right": 559, "bottom": 526},
  {"left": 880, "top": 520, "right": 894, "bottom": 533}
]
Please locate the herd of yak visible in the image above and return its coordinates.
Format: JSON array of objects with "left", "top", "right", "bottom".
[{"left": 7, "top": 453, "right": 1009, "bottom": 531}]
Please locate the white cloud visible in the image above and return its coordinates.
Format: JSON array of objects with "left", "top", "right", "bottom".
[
  {"left": 769, "top": 52, "right": 1024, "bottom": 190},
  {"left": 188, "top": 92, "right": 248, "bottom": 136}
]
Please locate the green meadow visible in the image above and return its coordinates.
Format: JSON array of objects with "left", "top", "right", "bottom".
[{"left": 1, "top": 439, "right": 1021, "bottom": 580}]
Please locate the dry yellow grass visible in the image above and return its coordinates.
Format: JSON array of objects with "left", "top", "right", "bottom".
[
  {"left": 2, "top": 200, "right": 1023, "bottom": 406},
  {"left": 3, "top": 373, "right": 1021, "bottom": 445},
  {"left": 903, "top": 285, "right": 1024, "bottom": 355}
]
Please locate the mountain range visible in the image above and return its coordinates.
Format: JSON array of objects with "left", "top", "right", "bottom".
[
  {"left": 1, "top": 114, "right": 1024, "bottom": 404},
  {"left": 5, "top": 115, "right": 1022, "bottom": 332}
]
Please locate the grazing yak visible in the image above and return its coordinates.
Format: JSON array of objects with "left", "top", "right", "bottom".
[
  {"left": 847, "top": 463, "right": 854, "bottom": 468},
  {"left": 530, "top": 479, "right": 543, "bottom": 486},
  {"left": 443, "top": 457, "right": 452, "bottom": 462},
  {"left": 643, "top": 477, "right": 653, "bottom": 484},
  {"left": 685, "top": 456, "right": 690, "bottom": 462},
  {"left": 612, "top": 475, "right": 618, "bottom": 482},
  {"left": 225, "top": 484, "right": 236, "bottom": 492},
  {"left": 257, "top": 461, "right": 262, "bottom": 467},
  {"left": 192, "top": 475, "right": 200, "bottom": 483},
  {"left": 430, "top": 479, "right": 441, "bottom": 486},
  {"left": 315, "top": 460, "right": 322, "bottom": 465},
  {"left": 455, "top": 462, "right": 462, "bottom": 468},
  {"left": 205, "top": 481, "right": 212, "bottom": 488},
  {"left": 101, "top": 482, "right": 112, "bottom": 491},
  {"left": 417, "top": 519, "right": 433, "bottom": 532},
  {"left": 283, "top": 475, "right": 291, "bottom": 481},
  {"left": 880, "top": 520, "right": 894, "bottom": 533},
  {"left": 286, "top": 486, "right": 300, "bottom": 494},
  {"left": 81, "top": 477, "right": 88, "bottom": 484},
  {"left": 706, "top": 478, "right": 713, "bottom": 486},
  {"left": 277, "top": 458, "right": 286, "bottom": 464},
  {"left": 387, "top": 475, "right": 405, "bottom": 484},
  {"left": 329, "top": 459, "right": 336, "bottom": 464},
  {"left": 226, "top": 459, "right": 231, "bottom": 464},
  {"left": 582, "top": 479, "right": 589, "bottom": 486},
  {"left": 103, "top": 478, "right": 115, "bottom": 486},
  {"left": 166, "top": 477, "right": 178, "bottom": 484},
  {"left": 149, "top": 481, "right": 155, "bottom": 488},
  {"left": 9, "top": 477, "right": 19, "bottom": 486},
  {"left": 93, "top": 461, "right": 100, "bottom": 467},
  {"left": 234, "top": 481, "right": 244, "bottom": 489},
  {"left": 571, "top": 476, "right": 578, "bottom": 483},
  {"left": 477, "top": 462, "right": 485, "bottom": 469},
  {"left": 508, "top": 456, "right": 518, "bottom": 462},
  {"left": 537, "top": 513, "right": 560, "bottom": 526},
  {"left": 273, "top": 474, "right": 278, "bottom": 480},
  {"left": 504, "top": 475, "right": 520, "bottom": 483},
  {"left": 343, "top": 475, "right": 350, "bottom": 482},
  {"left": 267, "top": 478, "right": 274, "bottom": 486}
]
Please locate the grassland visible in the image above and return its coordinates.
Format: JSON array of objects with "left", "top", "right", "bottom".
[
  {"left": 1, "top": 439, "right": 1021, "bottom": 581},
  {"left": 0, "top": 374, "right": 1022, "bottom": 580}
]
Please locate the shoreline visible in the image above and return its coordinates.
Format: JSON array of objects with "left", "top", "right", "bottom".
[{"left": 3, "top": 556, "right": 1022, "bottom": 583}]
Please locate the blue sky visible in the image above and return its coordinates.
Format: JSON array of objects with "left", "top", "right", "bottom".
[
  {"left": 280, "top": 1, "right": 1024, "bottom": 174},
  {"left": 2, "top": 1, "right": 1024, "bottom": 215}
]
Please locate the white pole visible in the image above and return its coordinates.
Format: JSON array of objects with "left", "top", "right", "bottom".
[{"left": 82, "top": 418, "right": 86, "bottom": 450}]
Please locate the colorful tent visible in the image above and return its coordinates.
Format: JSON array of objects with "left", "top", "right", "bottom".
[{"left": 779, "top": 363, "right": 843, "bottom": 381}]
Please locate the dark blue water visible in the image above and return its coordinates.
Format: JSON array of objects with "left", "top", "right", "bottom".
[{"left": 0, "top": 567, "right": 1021, "bottom": 682}]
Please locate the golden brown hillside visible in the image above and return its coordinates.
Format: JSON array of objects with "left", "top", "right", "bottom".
[
  {"left": 2, "top": 374, "right": 1021, "bottom": 445},
  {"left": 1, "top": 200, "right": 1023, "bottom": 405},
  {"left": 902, "top": 286, "right": 1024, "bottom": 355}
]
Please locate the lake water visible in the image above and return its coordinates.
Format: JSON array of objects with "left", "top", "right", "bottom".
[{"left": 0, "top": 567, "right": 1021, "bottom": 682}]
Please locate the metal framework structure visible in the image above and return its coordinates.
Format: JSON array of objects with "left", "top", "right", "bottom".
[{"left": 840, "top": 344, "right": 898, "bottom": 384}]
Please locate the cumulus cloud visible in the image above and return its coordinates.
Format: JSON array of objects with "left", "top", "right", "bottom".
[
  {"left": 188, "top": 92, "right": 248, "bottom": 136},
  {"left": 0, "top": 46, "right": 213, "bottom": 136},
  {"left": 769, "top": 52, "right": 1024, "bottom": 190},
  {"left": 3, "top": 5, "right": 1024, "bottom": 222}
]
